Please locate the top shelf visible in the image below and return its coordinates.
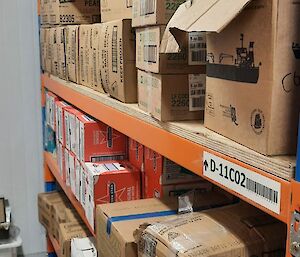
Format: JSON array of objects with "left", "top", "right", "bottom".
[{"left": 41, "top": 73, "right": 295, "bottom": 224}]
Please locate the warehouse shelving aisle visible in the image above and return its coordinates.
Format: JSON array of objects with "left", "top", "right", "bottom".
[{"left": 41, "top": 72, "right": 300, "bottom": 257}]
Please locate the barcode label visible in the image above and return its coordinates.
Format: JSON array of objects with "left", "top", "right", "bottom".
[
  {"left": 189, "top": 74, "right": 206, "bottom": 111},
  {"left": 91, "top": 155, "right": 125, "bottom": 162},
  {"left": 203, "top": 151, "right": 281, "bottom": 214},
  {"left": 246, "top": 178, "right": 279, "bottom": 204},
  {"left": 140, "top": 0, "right": 155, "bottom": 16},
  {"left": 189, "top": 32, "right": 206, "bottom": 65},
  {"left": 144, "top": 45, "right": 157, "bottom": 63},
  {"left": 112, "top": 26, "right": 118, "bottom": 73}
]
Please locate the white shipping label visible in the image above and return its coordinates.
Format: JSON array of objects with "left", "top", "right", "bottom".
[
  {"left": 203, "top": 152, "right": 281, "bottom": 214},
  {"left": 189, "top": 74, "right": 206, "bottom": 111},
  {"left": 188, "top": 32, "right": 206, "bottom": 65}
]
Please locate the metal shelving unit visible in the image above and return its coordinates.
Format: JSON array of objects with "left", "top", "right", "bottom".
[{"left": 41, "top": 74, "right": 300, "bottom": 257}]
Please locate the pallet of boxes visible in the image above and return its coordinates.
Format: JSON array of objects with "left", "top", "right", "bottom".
[
  {"left": 38, "top": 191, "right": 96, "bottom": 257},
  {"left": 132, "top": 0, "right": 207, "bottom": 121}
]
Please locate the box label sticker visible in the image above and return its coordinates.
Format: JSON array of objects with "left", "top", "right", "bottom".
[
  {"left": 188, "top": 32, "right": 206, "bottom": 65},
  {"left": 203, "top": 151, "right": 281, "bottom": 214},
  {"left": 189, "top": 74, "right": 206, "bottom": 111}
]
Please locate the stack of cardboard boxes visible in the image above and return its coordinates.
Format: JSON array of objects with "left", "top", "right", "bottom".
[
  {"left": 159, "top": 0, "right": 300, "bottom": 155},
  {"left": 38, "top": 191, "right": 92, "bottom": 257},
  {"left": 132, "top": 0, "right": 206, "bottom": 121}
]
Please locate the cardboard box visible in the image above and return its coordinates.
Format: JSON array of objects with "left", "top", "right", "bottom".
[
  {"left": 51, "top": 202, "right": 69, "bottom": 240},
  {"left": 84, "top": 161, "right": 141, "bottom": 230},
  {"left": 136, "top": 26, "right": 206, "bottom": 74},
  {"left": 96, "top": 191, "right": 235, "bottom": 257},
  {"left": 65, "top": 147, "right": 70, "bottom": 185},
  {"left": 137, "top": 203, "right": 286, "bottom": 257},
  {"left": 162, "top": 0, "right": 300, "bottom": 155},
  {"left": 77, "top": 113, "right": 127, "bottom": 162},
  {"left": 132, "top": 0, "right": 185, "bottom": 27},
  {"left": 66, "top": 25, "right": 80, "bottom": 83},
  {"left": 91, "top": 24, "right": 105, "bottom": 93},
  {"left": 80, "top": 163, "right": 88, "bottom": 209},
  {"left": 44, "top": 28, "right": 52, "bottom": 73},
  {"left": 144, "top": 147, "right": 206, "bottom": 198},
  {"left": 40, "top": 28, "right": 47, "bottom": 72},
  {"left": 138, "top": 70, "right": 205, "bottom": 121},
  {"left": 46, "top": 91, "right": 59, "bottom": 131},
  {"left": 59, "top": 222, "right": 90, "bottom": 257},
  {"left": 55, "top": 101, "right": 72, "bottom": 147},
  {"left": 49, "top": 27, "right": 59, "bottom": 76},
  {"left": 38, "top": 192, "right": 67, "bottom": 232},
  {"left": 100, "top": 0, "right": 132, "bottom": 22},
  {"left": 71, "top": 237, "right": 97, "bottom": 257},
  {"left": 100, "top": 19, "right": 137, "bottom": 103},
  {"left": 65, "top": 208, "right": 82, "bottom": 224},
  {"left": 79, "top": 25, "right": 93, "bottom": 88},
  {"left": 40, "top": 0, "right": 49, "bottom": 25},
  {"left": 57, "top": 26, "right": 67, "bottom": 80},
  {"left": 48, "top": 0, "right": 100, "bottom": 25}
]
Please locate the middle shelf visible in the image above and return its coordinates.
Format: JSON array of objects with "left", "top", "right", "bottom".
[{"left": 42, "top": 74, "right": 294, "bottom": 224}]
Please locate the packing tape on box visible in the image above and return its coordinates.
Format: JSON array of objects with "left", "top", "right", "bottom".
[{"left": 106, "top": 210, "right": 177, "bottom": 236}]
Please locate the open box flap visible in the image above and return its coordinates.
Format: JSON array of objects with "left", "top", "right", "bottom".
[{"left": 160, "top": 0, "right": 252, "bottom": 53}]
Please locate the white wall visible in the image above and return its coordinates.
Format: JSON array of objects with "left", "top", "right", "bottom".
[{"left": 0, "top": 0, "right": 45, "bottom": 255}]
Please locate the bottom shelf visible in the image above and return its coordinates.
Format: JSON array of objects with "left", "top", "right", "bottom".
[{"left": 48, "top": 234, "right": 61, "bottom": 257}]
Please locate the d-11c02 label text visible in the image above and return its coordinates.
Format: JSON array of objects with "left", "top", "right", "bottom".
[{"left": 203, "top": 151, "right": 281, "bottom": 214}]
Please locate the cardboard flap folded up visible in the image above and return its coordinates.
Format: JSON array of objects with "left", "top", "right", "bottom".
[{"left": 160, "top": 0, "right": 251, "bottom": 53}]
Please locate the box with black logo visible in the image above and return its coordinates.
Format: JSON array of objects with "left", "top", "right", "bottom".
[
  {"left": 161, "top": 0, "right": 300, "bottom": 155},
  {"left": 100, "top": 19, "right": 137, "bottom": 103}
]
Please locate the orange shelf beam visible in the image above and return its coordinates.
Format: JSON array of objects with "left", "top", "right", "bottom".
[
  {"left": 44, "top": 151, "right": 95, "bottom": 236},
  {"left": 42, "top": 74, "right": 291, "bottom": 224},
  {"left": 48, "top": 234, "right": 61, "bottom": 257}
]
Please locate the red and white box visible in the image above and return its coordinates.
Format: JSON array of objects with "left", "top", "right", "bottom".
[
  {"left": 55, "top": 100, "right": 72, "bottom": 146},
  {"left": 56, "top": 141, "right": 65, "bottom": 180},
  {"left": 64, "top": 107, "right": 82, "bottom": 153},
  {"left": 77, "top": 114, "right": 127, "bottom": 162},
  {"left": 144, "top": 147, "right": 205, "bottom": 198},
  {"left": 83, "top": 161, "right": 141, "bottom": 230},
  {"left": 74, "top": 158, "right": 81, "bottom": 202},
  {"left": 64, "top": 148, "right": 76, "bottom": 187},
  {"left": 128, "top": 138, "right": 144, "bottom": 170},
  {"left": 46, "top": 91, "right": 59, "bottom": 131}
]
